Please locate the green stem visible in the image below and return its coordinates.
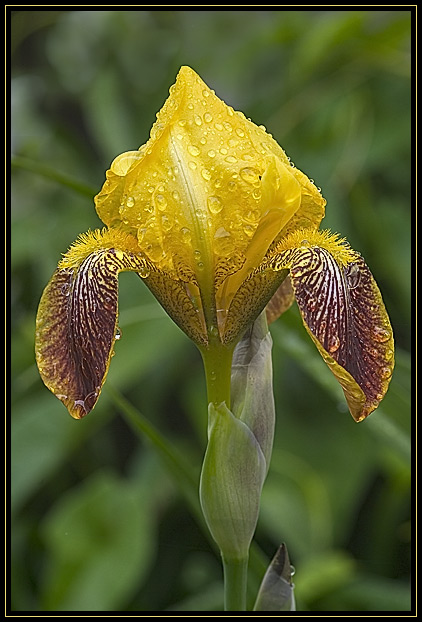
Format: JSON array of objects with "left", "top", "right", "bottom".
[
  {"left": 199, "top": 340, "right": 235, "bottom": 408},
  {"left": 222, "top": 555, "right": 249, "bottom": 611}
]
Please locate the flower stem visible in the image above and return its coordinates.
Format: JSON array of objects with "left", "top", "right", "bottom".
[
  {"left": 222, "top": 555, "right": 249, "bottom": 611},
  {"left": 199, "top": 340, "right": 235, "bottom": 408}
]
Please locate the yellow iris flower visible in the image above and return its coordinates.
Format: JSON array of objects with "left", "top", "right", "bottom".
[{"left": 35, "top": 66, "right": 394, "bottom": 422}]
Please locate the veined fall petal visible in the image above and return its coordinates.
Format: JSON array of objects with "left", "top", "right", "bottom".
[
  {"left": 36, "top": 229, "right": 152, "bottom": 419},
  {"left": 257, "top": 229, "right": 394, "bottom": 421}
]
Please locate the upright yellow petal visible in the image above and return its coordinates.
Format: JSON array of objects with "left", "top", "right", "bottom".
[{"left": 94, "top": 66, "right": 326, "bottom": 340}]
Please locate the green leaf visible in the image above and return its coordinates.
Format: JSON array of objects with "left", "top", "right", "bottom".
[{"left": 40, "top": 465, "right": 159, "bottom": 611}]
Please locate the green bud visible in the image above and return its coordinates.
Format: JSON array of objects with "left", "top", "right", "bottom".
[
  {"left": 199, "top": 401, "right": 267, "bottom": 559},
  {"left": 253, "top": 544, "right": 296, "bottom": 611}
]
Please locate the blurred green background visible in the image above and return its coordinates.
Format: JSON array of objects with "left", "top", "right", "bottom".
[{"left": 11, "top": 9, "right": 411, "bottom": 612}]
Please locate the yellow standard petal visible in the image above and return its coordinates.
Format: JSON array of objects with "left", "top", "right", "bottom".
[{"left": 94, "top": 66, "right": 326, "bottom": 343}]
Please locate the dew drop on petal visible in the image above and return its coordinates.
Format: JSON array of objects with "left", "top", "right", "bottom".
[
  {"left": 207, "top": 196, "right": 223, "bottom": 214},
  {"left": 240, "top": 167, "right": 260, "bottom": 184},
  {"left": 138, "top": 266, "right": 151, "bottom": 279},
  {"left": 201, "top": 168, "right": 211, "bottom": 181},
  {"left": 180, "top": 227, "right": 192, "bottom": 242},
  {"left": 126, "top": 196, "right": 135, "bottom": 208},
  {"left": 328, "top": 335, "right": 340, "bottom": 353},
  {"left": 155, "top": 194, "right": 167, "bottom": 211},
  {"left": 188, "top": 145, "right": 200, "bottom": 156},
  {"left": 380, "top": 365, "right": 393, "bottom": 380},
  {"left": 372, "top": 326, "right": 391, "bottom": 343}
]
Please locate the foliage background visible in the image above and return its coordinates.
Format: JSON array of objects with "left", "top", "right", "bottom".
[{"left": 10, "top": 9, "right": 412, "bottom": 613}]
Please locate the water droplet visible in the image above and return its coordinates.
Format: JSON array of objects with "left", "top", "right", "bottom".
[
  {"left": 172, "top": 190, "right": 180, "bottom": 201},
  {"left": 138, "top": 265, "right": 150, "bottom": 278},
  {"left": 215, "top": 122, "right": 223, "bottom": 131},
  {"left": 178, "top": 119, "right": 187, "bottom": 127},
  {"left": 223, "top": 121, "right": 232, "bottom": 132},
  {"left": 290, "top": 564, "right": 296, "bottom": 577},
  {"left": 161, "top": 214, "right": 172, "bottom": 231},
  {"left": 155, "top": 194, "right": 167, "bottom": 211},
  {"left": 225, "top": 155, "right": 237, "bottom": 164},
  {"left": 202, "top": 89, "right": 210, "bottom": 98},
  {"left": 115, "top": 327, "right": 122, "bottom": 340},
  {"left": 204, "top": 112, "right": 213, "bottom": 123},
  {"left": 180, "top": 227, "right": 192, "bottom": 242},
  {"left": 201, "top": 168, "right": 212, "bottom": 181},
  {"left": 207, "top": 196, "right": 223, "bottom": 214},
  {"left": 188, "top": 145, "right": 200, "bottom": 156},
  {"left": 219, "top": 147, "right": 228, "bottom": 155},
  {"left": 328, "top": 335, "right": 340, "bottom": 353},
  {"left": 214, "top": 178, "right": 222, "bottom": 189},
  {"left": 207, "top": 149, "right": 216, "bottom": 158},
  {"left": 244, "top": 209, "right": 260, "bottom": 223},
  {"left": 381, "top": 366, "right": 393, "bottom": 379},
  {"left": 372, "top": 326, "right": 391, "bottom": 343},
  {"left": 258, "top": 124, "right": 267, "bottom": 132},
  {"left": 126, "top": 196, "right": 135, "bottom": 208},
  {"left": 228, "top": 181, "right": 237, "bottom": 191},
  {"left": 240, "top": 167, "right": 260, "bottom": 185},
  {"left": 214, "top": 226, "right": 231, "bottom": 239},
  {"left": 189, "top": 161, "right": 197, "bottom": 170},
  {"left": 346, "top": 263, "right": 361, "bottom": 289},
  {"left": 235, "top": 128, "right": 245, "bottom": 137},
  {"left": 194, "top": 114, "right": 202, "bottom": 126}
]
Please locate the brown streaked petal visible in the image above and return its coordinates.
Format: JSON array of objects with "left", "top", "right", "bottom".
[
  {"left": 288, "top": 247, "right": 394, "bottom": 421},
  {"left": 223, "top": 270, "right": 289, "bottom": 345},
  {"left": 265, "top": 276, "right": 295, "bottom": 325},
  {"left": 35, "top": 248, "right": 151, "bottom": 419}
]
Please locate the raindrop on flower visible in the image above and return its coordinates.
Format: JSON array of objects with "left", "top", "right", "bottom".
[
  {"left": 207, "top": 196, "right": 223, "bottom": 214},
  {"left": 372, "top": 326, "right": 391, "bottom": 343},
  {"left": 155, "top": 194, "right": 167, "bottom": 211},
  {"left": 240, "top": 167, "right": 260, "bottom": 185}
]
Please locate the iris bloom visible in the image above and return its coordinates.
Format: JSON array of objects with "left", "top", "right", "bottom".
[{"left": 35, "top": 66, "right": 394, "bottom": 422}]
